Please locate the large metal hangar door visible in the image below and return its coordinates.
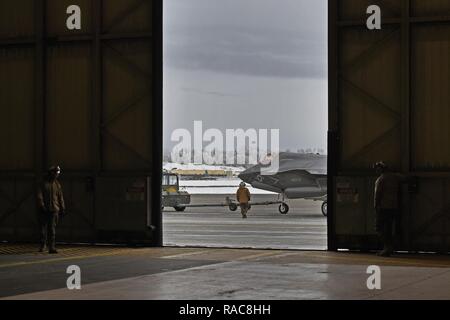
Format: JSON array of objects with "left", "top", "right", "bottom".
[
  {"left": 0, "top": 0, "right": 163, "bottom": 246},
  {"left": 329, "top": 0, "right": 450, "bottom": 252}
]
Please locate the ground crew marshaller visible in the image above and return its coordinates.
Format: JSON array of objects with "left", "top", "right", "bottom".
[
  {"left": 373, "top": 161, "right": 406, "bottom": 257},
  {"left": 37, "top": 166, "right": 65, "bottom": 254},
  {"left": 236, "top": 182, "right": 251, "bottom": 219}
]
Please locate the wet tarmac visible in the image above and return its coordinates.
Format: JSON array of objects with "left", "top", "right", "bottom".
[{"left": 163, "top": 194, "right": 327, "bottom": 250}]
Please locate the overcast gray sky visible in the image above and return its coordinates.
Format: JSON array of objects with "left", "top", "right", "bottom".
[{"left": 163, "top": 0, "right": 327, "bottom": 153}]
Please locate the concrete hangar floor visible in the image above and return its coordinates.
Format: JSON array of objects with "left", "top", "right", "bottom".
[
  {"left": 1, "top": 244, "right": 450, "bottom": 300},
  {"left": 1, "top": 194, "right": 450, "bottom": 300}
]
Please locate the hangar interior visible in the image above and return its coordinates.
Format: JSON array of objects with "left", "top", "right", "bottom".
[
  {"left": 0, "top": 0, "right": 162, "bottom": 246},
  {"left": 329, "top": 0, "right": 450, "bottom": 253},
  {"left": 0, "top": 0, "right": 449, "bottom": 300}
]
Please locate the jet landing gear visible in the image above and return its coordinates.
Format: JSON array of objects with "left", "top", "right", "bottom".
[
  {"left": 276, "top": 193, "right": 289, "bottom": 215},
  {"left": 230, "top": 200, "right": 289, "bottom": 215},
  {"left": 321, "top": 201, "right": 327, "bottom": 217},
  {"left": 278, "top": 203, "right": 289, "bottom": 215},
  {"left": 225, "top": 196, "right": 290, "bottom": 215}
]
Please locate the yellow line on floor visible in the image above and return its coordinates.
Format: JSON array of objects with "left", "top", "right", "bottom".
[
  {"left": 0, "top": 250, "right": 136, "bottom": 269},
  {"left": 2, "top": 246, "right": 448, "bottom": 269},
  {"left": 235, "top": 251, "right": 284, "bottom": 261},
  {"left": 161, "top": 249, "right": 214, "bottom": 259},
  {"left": 302, "top": 252, "right": 450, "bottom": 268}
]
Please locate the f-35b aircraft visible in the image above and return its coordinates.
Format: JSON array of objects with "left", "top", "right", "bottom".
[{"left": 238, "top": 152, "right": 328, "bottom": 216}]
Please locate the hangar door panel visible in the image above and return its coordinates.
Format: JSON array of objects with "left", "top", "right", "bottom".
[
  {"left": 102, "top": 40, "right": 153, "bottom": 172},
  {"left": 0, "top": 48, "right": 35, "bottom": 171},
  {"left": 46, "top": 44, "right": 93, "bottom": 170},
  {"left": 329, "top": 0, "right": 450, "bottom": 252},
  {"left": 0, "top": 0, "right": 162, "bottom": 245}
]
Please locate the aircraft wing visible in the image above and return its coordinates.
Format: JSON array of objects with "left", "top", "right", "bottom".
[{"left": 239, "top": 153, "right": 327, "bottom": 197}]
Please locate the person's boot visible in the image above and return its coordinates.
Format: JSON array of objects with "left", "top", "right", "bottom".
[
  {"left": 377, "top": 249, "right": 391, "bottom": 257},
  {"left": 377, "top": 245, "right": 393, "bottom": 257},
  {"left": 38, "top": 245, "right": 47, "bottom": 253},
  {"left": 385, "top": 245, "right": 394, "bottom": 256},
  {"left": 49, "top": 248, "right": 58, "bottom": 254}
]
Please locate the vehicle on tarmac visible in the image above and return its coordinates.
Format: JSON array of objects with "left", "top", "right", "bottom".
[
  {"left": 238, "top": 152, "right": 328, "bottom": 216},
  {"left": 162, "top": 172, "right": 191, "bottom": 212}
]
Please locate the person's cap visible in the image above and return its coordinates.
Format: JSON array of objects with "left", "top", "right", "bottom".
[
  {"left": 373, "top": 161, "right": 388, "bottom": 169},
  {"left": 48, "top": 165, "right": 61, "bottom": 173},
  {"left": 239, "top": 182, "right": 246, "bottom": 187}
]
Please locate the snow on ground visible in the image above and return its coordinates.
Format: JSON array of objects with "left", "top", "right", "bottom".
[
  {"left": 181, "top": 186, "right": 276, "bottom": 195},
  {"left": 163, "top": 162, "right": 246, "bottom": 174},
  {"left": 179, "top": 179, "right": 244, "bottom": 187},
  {"left": 164, "top": 163, "right": 275, "bottom": 195},
  {"left": 179, "top": 178, "right": 276, "bottom": 195}
]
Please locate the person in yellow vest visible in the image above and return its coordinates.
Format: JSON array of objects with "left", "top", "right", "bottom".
[{"left": 236, "top": 182, "right": 251, "bottom": 219}]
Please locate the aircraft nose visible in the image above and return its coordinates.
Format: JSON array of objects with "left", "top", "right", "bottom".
[{"left": 238, "top": 170, "right": 255, "bottom": 184}]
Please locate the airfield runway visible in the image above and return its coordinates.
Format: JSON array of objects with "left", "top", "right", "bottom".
[{"left": 163, "top": 194, "right": 327, "bottom": 250}]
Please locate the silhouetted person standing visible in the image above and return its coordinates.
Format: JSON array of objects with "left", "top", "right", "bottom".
[
  {"left": 37, "top": 166, "right": 65, "bottom": 254},
  {"left": 373, "top": 161, "right": 405, "bottom": 257}
]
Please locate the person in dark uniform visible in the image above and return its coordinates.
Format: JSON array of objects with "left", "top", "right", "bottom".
[
  {"left": 37, "top": 166, "right": 65, "bottom": 254},
  {"left": 373, "top": 161, "right": 406, "bottom": 257}
]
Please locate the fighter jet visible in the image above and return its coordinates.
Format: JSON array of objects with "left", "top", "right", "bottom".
[{"left": 238, "top": 152, "right": 328, "bottom": 216}]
